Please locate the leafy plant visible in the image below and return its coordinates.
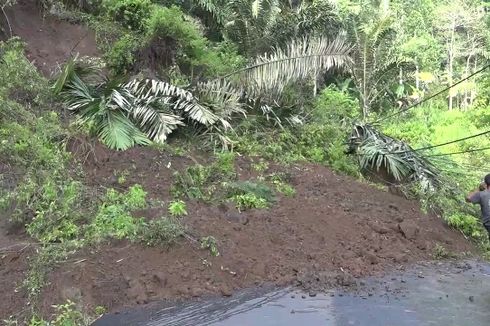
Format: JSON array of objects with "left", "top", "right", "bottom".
[
  {"left": 200, "top": 236, "right": 219, "bottom": 256},
  {"left": 433, "top": 243, "right": 453, "bottom": 260},
  {"left": 171, "top": 165, "right": 213, "bottom": 200},
  {"left": 349, "top": 124, "right": 441, "bottom": 193},
  {"left": 54, "top": 57, "right": 246, "bottom": 150},
  {"left": 103, "top": 0, "right": 152, "bottom": 31},
  {"left": 226, "top": 180, "right": 275, "bottom": 202},
  {"left": 230, "top": 193, "right": 268, "bottom": 211},
  {"left": 214, "top": 151, "right": 236, "bottom": 177},
  {"left": 139, "top": 217, "right": 184, "bottom": 247},
  {"left": 446, "top": 213, "right": 483, "bottom": 240},
  {"left": 168, "top": 200, "right": 188, "bottom": 217},
  {"left": 251, "top": 159, "right": 269, "bottom": 173},
  {"left": 87, "top": 185, "right": 147, "bottom": 241}
]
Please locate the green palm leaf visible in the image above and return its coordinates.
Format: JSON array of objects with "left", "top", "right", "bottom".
[{"left": 224, "top": 35, "right": 352, "bottom": 99}]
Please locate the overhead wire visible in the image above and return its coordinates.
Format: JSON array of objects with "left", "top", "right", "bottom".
[
  {"left": 394, "top": 130, "right": 490, "bottom": 154},
  {"left": 423, "top": 146, "right": 490, "bottom": 157},
  {"left": 373, "top": 64, "right": 490, "bottom": 124}
]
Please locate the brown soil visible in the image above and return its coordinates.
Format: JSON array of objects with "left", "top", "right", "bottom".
[
  {"left": 2, "top": 0, "right": 98, "bottom": 76},
  {"left": 0, "top": 3, "right": 478, "bottom": 322},
  {"left": 0, "top": 142, "right": 476, "bottom": 320}
]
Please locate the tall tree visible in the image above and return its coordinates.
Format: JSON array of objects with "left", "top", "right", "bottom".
[
  {"left": 434, "top": 0, "right": 488, "bottom": 110},
  {"left": 332, "top": 0, "right": 401, "bottom": 119}
]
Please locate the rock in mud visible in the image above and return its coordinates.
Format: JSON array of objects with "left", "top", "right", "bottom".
[
  {"left": 398, "top": 221, "right": 419, "bottom": 240},
  {"left": 225, "top": 211, "right": 249, "bottom": 225},
  {"left": 152, "top": 272, "right": 168, "bottom": 286},
  {"left": 61, "top": 287, "right": 82, "bottom": 302},
  {"left": 368, "top": 221, "right": 390, "bottom": 235},
  {"left": 220, "top": 285, "right": 233, "bottom": 297}
]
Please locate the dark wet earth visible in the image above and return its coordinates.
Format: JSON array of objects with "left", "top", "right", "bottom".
[{"left": 94, "top": 260, "right": 490, "bottom": 326}]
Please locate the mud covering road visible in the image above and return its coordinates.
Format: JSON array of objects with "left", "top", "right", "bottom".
[
  {"left": 0, "top": 144, "right": 477, "bottom": 319},
  {"left": 93, "top": 260, "right": 490, "bottom": 326}
]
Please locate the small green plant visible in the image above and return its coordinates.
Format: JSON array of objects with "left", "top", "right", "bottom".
[
  {"left": 215, "top": 151, "right": 236, "bottom": 177},
  {"left": 115, "top": 169, "right": 130, "bottom": 184},
  {"left": 226, "top": 180, "right": 275, "bottom": 211},
  {"left": 139, "top": 217, "right": 184, "bottom": 247},
  {"left": 24, "top": 243, "right": 80, "bottom": 303},
  {"left": 88, "top": 185, "right": 147, "bottom": 241},
  {"left": 446, "top": 213, "right": 483, "bottom": 240},
  {"left": 273, "top": 180, "right": 296, "bottom": 197},
  {"left": 251, "top": 159, "right": 269, "bottom": 173},
  {"left": 94, "top": 306, "right": 107, "bottom": 316},
  {"left": 230, "top": 193, "right": 268, "bottom": 211},
  {"left": 171, "top": 165, "right": 212, "bottom": 200},
  {"left": 200, "top": 236, "right": 219, "bottom": 257},
  {"left": 168, "top": 200, "right": 188, "bottom": 217},
  {"left": 433, "top": 244, "right": 453, "bottom": 260},
  {"left": 24, "top": 299, "right": 90, "bottom": 325}
]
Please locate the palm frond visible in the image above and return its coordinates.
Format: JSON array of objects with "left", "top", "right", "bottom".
[
  {"left": 193, "top": 0, "right": 229, "bottom": 25},
  {"left": 351, "top": 124, "right": 440, "bottom": 192},
  {"left": 53, "top": 56, "right": 104, "bottom": 94},
  {"left": 224, "top": 34, "right": 352, "bottom": 98},
  {"left": 196, "top": 79, "right": 246, "bottom": 121},
  {"left": 94, "top": 110, "right": 151, "bottom": 150}
]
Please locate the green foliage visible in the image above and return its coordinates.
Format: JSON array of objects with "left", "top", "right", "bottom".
[
  {"left": 230, "top": 193, "right": 268, "bottom": 211},
  {"left": 233, "top": 86, "right": 359, "bottom": 176},
  {"left": 214, "top": 151, "right": 236, "bottom": 177},
  {"left": 145, "top": 6, "right": 208, "bottom": 65},
  {"left": 139, "top": 217, "right": 184, "bottom": 246},
  {"left": 251, "top": 159, "right": 269, "bottom": 173},
  {"left": 269, "top": 175, "right": 295, "bottom": 197},
  {"left": 171, "top": 153, "right": 236, "bottom": 200},
  {"left": 24, "top": 243, "right": 80, "bottom": 303},
  {"left": 24, "top": 300, "right": 90, "bottom": 326},
  {"left": 168, "top": 200, "right": 188, "bottom": 217},
  {"left": 0, "top": 38, "right": 49, "bottom": 102},
  {"left": 88, "top": 185, "right": 147, "bottom": 241},
  {"left": 226, "top": 180, "right": 274, "bottom": 210},
  {"left": 105, "top": 33, "right": 139, "bottom": 75},
  {"left": 171, "top": 164, "right": 214, "bottom": 200},
  {"left": 94, "top": 306, "right": 107, "bottom": 316},
  {"left": 433, "top": 243, "right": 453, "bottom": 260},
  {"left": 200, "top": 235, "right": 219, "bottom": 256},
  {"left": 446, "top": 213, "right": 484, "bottom": 240},
  {"left": 103, "top": 0, "right": 152, "bottom": 31}
]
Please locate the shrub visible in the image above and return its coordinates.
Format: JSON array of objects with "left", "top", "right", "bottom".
[
  {"left": 103, "top": 0, "right": 152, "bottom": 31},
  {"left": 200, "top": 236, "right": 219, "bottom": 256},
  {"left": 105, "top": 33, "right": 139, "bottom": 74},
  {"left": 0, "top": 38, "right": 49, "bottom": 102},
  {"left": 87, "top": 185, "right": 147, "bottom": 241},
  {"left": 168, "top": 200, "right": 188, "bottom": 217},
  {"left": 214, "top": 151, "right": 236, "bottom": 177},
  {"left": 145, "top": 6, "right": 209, "bottom": 67},
  {"left": 226, "top": 181, "right": 274, "bottom": 211},
  {"left": 139, "top": 217, "right": 184, "bottom": 247},
  {"left": 446, "top": 213, "right": 484, "bottom": 240},
  {"left": 230, "top": 193, "right": 268, "bottom": 211}
]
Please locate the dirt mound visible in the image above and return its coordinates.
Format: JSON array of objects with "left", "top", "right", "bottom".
[
  {"left": 0, "top": 143, "right": 475, "bottom": 319},
  {"left": 2, "top": 0, "right": 98, "bottom": 75}
]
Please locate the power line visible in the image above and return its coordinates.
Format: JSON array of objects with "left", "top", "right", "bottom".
[
  {"left": 423, "top": 146, "right": 490, "bottom": 157},
  {"left": 396, "top": 130, "right": 490, "bottom": 154},
  {"left": 373, "top": 64, "right": 490, "bottom": 124}
]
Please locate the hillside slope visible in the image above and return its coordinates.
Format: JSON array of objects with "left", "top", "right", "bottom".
[
  {"left": 0, "top": 2, "right": 477, "bottom": 321},
  {"left": 0, "top": 144, "right": 474, "bottom": 318}
]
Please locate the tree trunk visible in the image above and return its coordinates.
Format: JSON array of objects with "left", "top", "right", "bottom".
[{"left": 448, "top": 18, "right": 456, "bottom": 111}]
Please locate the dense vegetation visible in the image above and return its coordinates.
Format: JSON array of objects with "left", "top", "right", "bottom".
[{"left": 1, "top": 0, "right": 490, "bottom": 323}]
